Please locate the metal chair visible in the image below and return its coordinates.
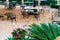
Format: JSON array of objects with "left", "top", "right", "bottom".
[
  {"left": 4, "top": 12, "right": 16, "bottom": 21},
  {"left": 0, "top": 14, "right": 4, "bottom": 20},
  {"left": 34, "top": 9, "right": 40, "bottom": 18},
  {"left": 52, "top": 21, "right": 60, "bottom": 25},
  {"left": 10, "top": 14, "right": 16, "bottom": 21}
]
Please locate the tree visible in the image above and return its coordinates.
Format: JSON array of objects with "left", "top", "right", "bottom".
[
  {"left": 16, "top": 0, "right": 22, "bottom": 4},
  {"left": 40, "top": 0, "right": 57, "bottom": 6},
  {"left": 0, "top": 0, "right": 6, "bottom": 2},
  {"left": 47, "top": 0, "right": 57, "bottom": 5}
]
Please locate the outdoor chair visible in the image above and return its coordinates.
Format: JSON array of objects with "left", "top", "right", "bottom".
[
  {"left": 22, "top": 12, "right": 26, "bottom": 18},
  {"left": 26, "top": 9, "right": 35, "bottom": 15},
  {"left": 21, "top": 9, "right": 26, "bottom": 18},
  {"left": 34, "top": 14, "right": 40, "bottom": 18},
  {"left": 34, "top": 9, "right": 40, "bottom": 18},
  {"left": 4, "top": 12, "right": 16, "bottom": 21},
  {"left": 8, "top": 2, "right": 16, "bottom": 10},
  {"left": 8, "top": 3, "right": 13, "bottom": 10},
  {"left": 52, "top": 21, "right": 60, "bottom": 25},
  {"left": 5, "top": 4, "right": 8, "bottom": 8},
  {"left": 23, "top": 8, "right": 40, "bottom": 18},
  {"left": 27, "top": 9, "right": 40, "bottom": 18},
  {"left": 0, "top": 14, "right": 4, "bottom": 20},
  {"left": 12, "top": 2, "right": 16, "bottom": 8},
  {"left": 4, "top": 13, "right": 13, "bottom": 20},
  {"left": 20, "top": 5, "right": 26, "bottom": 9},
  {"left": 10, "top": 14, "right": 16, "bottom": 21}
]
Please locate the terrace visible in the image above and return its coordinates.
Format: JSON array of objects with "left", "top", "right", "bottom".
[
  {"left": 0, "top": 0, "right": 60, "bottom": 40},
  {"left": 0, "top": 5, "right": 53, "bottom": 40}
]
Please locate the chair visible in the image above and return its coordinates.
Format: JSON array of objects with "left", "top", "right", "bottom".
[
  {"left": 4, "top": 12, "right": 16, "bottom": 21},
  {"left": 10, "top": 14, "right": 16, "bottom": 21},
  {"left": 8, "top": 3, "right": 13, "bottom": 10},
  {"left": 52, "top": 21, "right": 60, "bottom": 25},
  {"left": 0, "top": 14, "right": 4, "bottom": 20},
  {"left": 4, "top": 13, "right": 12, "bottom": 20},
  {"left": 34, "top": 9, "right": 40, "bottom": 18},
  {"left": 21, "top": 9, "right": 26, "bottom": 18},
  {"left": 25, "top": 9, "right": 40, "bottom": 18}
]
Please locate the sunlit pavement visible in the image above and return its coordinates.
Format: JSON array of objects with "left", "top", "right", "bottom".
[
  {"left": 0, "top": 21, "right": 29, "bottom": 40},
  {"left": 0, "top": 12, "right": 52, "bottom": 40},
  {"left": 0, "top": 5, "right": 53, "bottom": 40}
]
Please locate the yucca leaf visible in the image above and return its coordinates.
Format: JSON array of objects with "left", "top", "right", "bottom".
[
  {"left": 28, "top": 24, "right": 48, "bottom": 40},
  {"left": 40, "top": 23, "right": 54, "bottom": 40},
  {"left": 52, "top": 23, "right": 59, "bottom": 36},
  {"left": 48, "top": 23, "right": 58, "bottom": 38},
  {"left": 57, "top": 25, "right": 60, "bottom": 36},
  {"left": 29, "top": 27, "right": 48, "bottom": 40}
]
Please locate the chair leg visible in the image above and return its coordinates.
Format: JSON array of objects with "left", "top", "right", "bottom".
[
  {"left": 34, "top": 15, "right": 40, "bottom": 21},
  {"left": 11, "top": 17, "right": 16, "bottom": 22},
  {"left": 22, "top": 13, "right": 26, "bottom": 18},
  {"left": 11, "top": 18, "right": 13, "bottom": 22},
  {"left": 15, "top": 18, "right": 16, "bottom": 21},
  {"left": 7, "top": 17, "right": 9, "bottom": 20},
  {"left": 2, "top": 17, "right": 4, "bottom": 21}
]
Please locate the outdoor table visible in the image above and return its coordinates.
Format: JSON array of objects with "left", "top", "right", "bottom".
[
  {"left": 25, "top": 9, "right": 35, "bottom": 15},
  {"left": 24, "top": 8, "right": 40, "bottom": 15},
  {"left": 24, "top": 9, "right": 40, "bottom": 18},
  {"left": 23, "top": 6, "right": 42, "bottom": 18},
  {"left": 52, "top": 21, "right": 60, "bottom": 25}
]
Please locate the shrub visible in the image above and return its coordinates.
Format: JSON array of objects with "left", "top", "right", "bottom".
[{"left": 28, "top": 22, "right": 60, "bottom": 40}]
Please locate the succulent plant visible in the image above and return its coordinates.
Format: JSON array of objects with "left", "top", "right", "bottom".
[
  {"left": 11, "top": 28, "right": 27, "bottom": 39},
  {"left": 28, "top": 22, "right": 60, "bottom": 40}
]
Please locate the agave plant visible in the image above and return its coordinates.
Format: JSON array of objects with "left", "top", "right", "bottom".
[
  {"left": 7, "top": 37, "right": 16, "bottom": 40},
  {"left": 7, "top": 36, "right": 37, "bottom": 40},
  {"left": 7, "top": 28, "right": 37, "bottom": 40},
  {"left": 28, "top": 22, "right": 60, "bottom": 40},
  {"left": 11, "top": 28, "right": 27, "bottom": 40}
]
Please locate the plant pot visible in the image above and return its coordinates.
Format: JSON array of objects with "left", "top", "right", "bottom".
[{"left": 56, "top": 36, "right": 60, "bottom": 40}]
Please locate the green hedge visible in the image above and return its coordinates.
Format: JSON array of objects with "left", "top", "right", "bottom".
[{"left": 40, "top": 1, "right": 57, "bottom": 6}]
